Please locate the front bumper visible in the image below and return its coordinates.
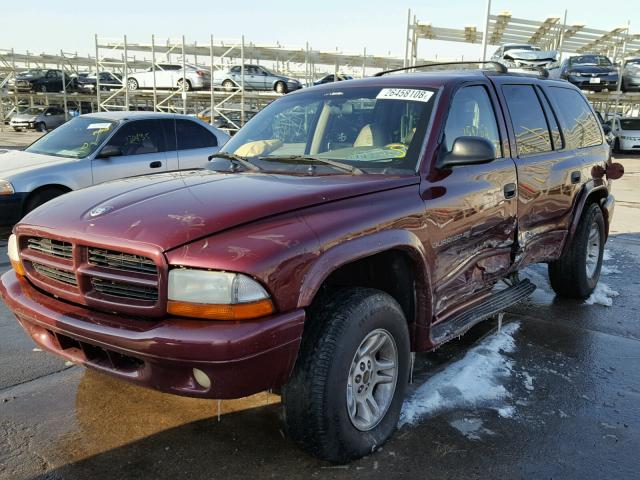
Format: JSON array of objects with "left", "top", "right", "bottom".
[
  {"left": 568, "top": 76, "right": 618, "bottom": 90},
  {"left": 0, "top": 193, "right": 27, "bottom": 225},
  {"left": 9, "top": 121, "right": 36, "bottom": 130},
  {"left": 0, "top": 270, "right": 305, "bottom": 398},
  {"left": 619, "top": 137, "right": 640, "bottom": 151}
]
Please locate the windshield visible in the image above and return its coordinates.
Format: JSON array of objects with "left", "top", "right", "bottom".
[
  {"left": 220, "top": 86, "right": 436, "bottom": 174},
  {"left": 21, "top": 69, "right": 44, "bottom": 76},
  {"left": 25, "top": 117, "right": 116, "bottom": 159},
  {"left": 24, "top": 107, "right": 45, "bottom": 115},
  {"left": 620, "top": 119, "right": 640, "bottom": 130},
  {"left": 626, "top": 59, "right": 640, "bottom": 66},
  {"left": 570, "top": 55, "right": 612, "bottom": 66},
  {"left": 504, "top": 45, "right": 539, "bottom": 52}
]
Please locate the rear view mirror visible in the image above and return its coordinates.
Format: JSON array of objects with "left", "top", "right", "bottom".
[
  {"left": 96, "top": 145, "right": 122, "bottom": 158},
  {"left": 437, "top": 136, "right": 496, "bottom": 169}
]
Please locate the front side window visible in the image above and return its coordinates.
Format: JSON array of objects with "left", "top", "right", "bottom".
[
  {"left": 25, "top": 117, "right": 116, "bottom": 158},
  {"left": 105, "top": 120, "right": 165, "bottom": 156},
  {"left": 502, "top": 84, "right": 553, "bottom": 156},
  {"left": 176, "top": 120, "right": 218, "bottom": 150},
  {"left": 443, "top": 85, "right": 501, "bottom": 156},
  {"left": 221, "top": 86, "right": 436, "bottom": 174},
  {"left": 548, "top": 87, "right": 602, "bottom": 149}
]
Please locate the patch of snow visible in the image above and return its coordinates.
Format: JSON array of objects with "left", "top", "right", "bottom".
[
  {"left": 601, "top": 265, "right": 621, "bottom": 275},
  {"left": 521, "top": 372, "right": 534, "bottom": 391},
  {"left": 497, "top": 406, "right": 516, "bottom": 418},
  {"left": 584, "top": 283, "right": 619, "bottom": 307},
  {"left": 400, "top": 322, "right": 519, "bottom": 426},
  {"left": 449, "top": 418, "right": 495, "bottom": 440}
]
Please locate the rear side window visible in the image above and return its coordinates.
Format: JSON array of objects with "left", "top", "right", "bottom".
[
  {"left": 502, "top": 84, "right": 552, "bottom": 156},
  {"left": 176, "top": 119, "right": 218, "bottom": 150},
  {"left": 547, "top": 87, "right": 602, "bottom": 149},
  {"left": 443, "top": 85, "right": 502, "bottom": 157},
  {"left": 106, "top": 120, "right": 166, "bottom": 155}
]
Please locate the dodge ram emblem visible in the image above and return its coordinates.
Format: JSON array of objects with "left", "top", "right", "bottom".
[{"left": 89, "top": 206, "right": 113, "bottom": 217}]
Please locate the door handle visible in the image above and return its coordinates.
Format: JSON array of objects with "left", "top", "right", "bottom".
[
  {"left": 570, "top": 171, "right": 581, "bottom": 184},
  {"left": 150, "top": 161, "right": 162, "bottom": 169},
  {"left": 503, "top": 183, "right": 517, "bottom": 199}
]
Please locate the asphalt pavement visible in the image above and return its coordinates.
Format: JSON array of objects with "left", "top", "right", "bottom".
[{"left": 0, "top": 153, "right": 638, "bottom": 480}]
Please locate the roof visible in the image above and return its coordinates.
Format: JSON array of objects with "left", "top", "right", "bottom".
[{"left": 81, "top": 111, "right": 190, "bottom": 121}]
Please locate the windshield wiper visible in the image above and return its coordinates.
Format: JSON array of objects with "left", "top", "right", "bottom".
[
  {"left": 259, "top": 155, "right": 364, "bottom": 175},
  {"left": 208, "top": 152, "right": 262, "bottom": 172}
]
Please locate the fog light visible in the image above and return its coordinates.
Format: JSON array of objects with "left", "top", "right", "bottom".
[{"left": 193, "top": 368, "right": 211, "bottom": 389}]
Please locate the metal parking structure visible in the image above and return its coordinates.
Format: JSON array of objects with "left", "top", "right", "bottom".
[{"left": 403, "top": 5, "right": 640, "bottom": 118}]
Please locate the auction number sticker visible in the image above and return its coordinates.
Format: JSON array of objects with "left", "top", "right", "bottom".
[
  {"left": 376, "top": 88, "right": 433, "bottom": 103},
  {"left": 87, "top": 123, "right": 112, "bottom": 130}
]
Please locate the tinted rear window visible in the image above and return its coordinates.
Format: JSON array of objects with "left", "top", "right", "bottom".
[
  {"left": 502, "top": 84, "right": 552, "bottom": 156},
  {"left": 547, "top": 87, "right": 602, "bottom": 149},
  {"left": 176, "top": 119, "right": 218, "bottom": 150}
]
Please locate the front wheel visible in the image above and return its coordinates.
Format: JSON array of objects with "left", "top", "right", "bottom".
[
  {"left": 283, "top": 288, "right": 410, "bottom": 463},
  {"left": 35, "top": 122, "right": 47, "bottom": 133},
  {"left": 222, "top": 80, "right": 236, "bottom": 92},
  {"left": 548, "top": 202, "right": 605, "bottom": 298},
  {"left": 177, "top": 78, "right": 191, "bottom": 91}
]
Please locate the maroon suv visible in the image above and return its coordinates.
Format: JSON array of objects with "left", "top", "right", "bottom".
[{"left": 1, "top": 63, "right": 624, "bottom": 462}]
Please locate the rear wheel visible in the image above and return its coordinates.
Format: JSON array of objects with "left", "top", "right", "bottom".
[
  {"left": 548, "top": 202, "right": 605, "bottom": 298},
  {"left": 275, "top": 81, "right": 287, "bottom": 94},
  {"left": 25, "top": 187, "right": 69, "bottom": 214},
  {"left": 283, "top": 288, "right": 410, "bottom": 463}
]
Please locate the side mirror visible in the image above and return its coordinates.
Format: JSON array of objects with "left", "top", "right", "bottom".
[
  {"left": 602, "top": 124, "right": 612, "bottom": 134},
  {"left": 96, "top": 144, "right": 122, "bottom": 159},
  {"left": 437, "top": 136, "right": 496, "bottom": 169}
]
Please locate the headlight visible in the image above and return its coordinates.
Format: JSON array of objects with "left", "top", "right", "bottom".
[
  {"left": 7, "top": 234, "right": 25, "bottom": 276},
  {"left": 167, "top": 269, "right": 274, "bottom": 320},
  {"left": 0, "top": 179, "right": 14, "bottom": 196}
]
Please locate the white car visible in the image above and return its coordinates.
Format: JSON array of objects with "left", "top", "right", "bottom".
[
  {"left": 612, "top": 117, "right": 640, "bottom": 153},
  {"left": 0, "top": 112, "right": 229, "bottom": 226},
  {"left": 127, "top": 64, "right": 211, "bottom": 91}
]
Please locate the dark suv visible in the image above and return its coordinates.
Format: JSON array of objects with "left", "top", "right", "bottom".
[
  {"left": 14, "top": 69, "right": 64, "bottom": 93},
  {"left": 0, "top": 63, "right": 624, "bottom": 463}
]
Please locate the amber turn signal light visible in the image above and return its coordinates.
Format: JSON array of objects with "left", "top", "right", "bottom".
[
  {"left": 7, "top": 234, "right": 25, "bottom": 276},
  {"left": 167, "top": 298, "right": 275, "bottom": 321}
]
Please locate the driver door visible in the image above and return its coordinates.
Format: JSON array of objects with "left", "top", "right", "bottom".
[
  {"left": 423, "top": 83, "right": 518, "bottom": 315},
  {"left": 92, "top": 119, "right": 168, "bottom": 184}
]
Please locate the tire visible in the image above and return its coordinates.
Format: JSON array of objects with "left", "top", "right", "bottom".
[
  {"left": 25, "top": 187, "right": 69, "bottom": 214},
  {"left": 548, "top": 202, "right": 605, "bottom": 298},
  {"left": 275, "top": 81, "right": 287, "bottom": 94},
  {"left": 40, "top": 85, "right": 47, "bottom": 93},
  {"left": 283, "top": 288, "right": 410, "bottom": 463},
  {"left": 35, "top": 122, "right": 47, "bottom": 133},
  {"left": 177, "top": 78, "right": 191, "bottom": 92},
  {"left": 127, "top": 78, "right": 139, "bottom": 91},
  {"left": 12, "top": 127, "right": 22, "bottom": 132},
  {"left": 613, "top": 138, "right": 622, "bottom": 154},
  {"left": 222, "top": 80, "right": 236, "bottom": 92}
]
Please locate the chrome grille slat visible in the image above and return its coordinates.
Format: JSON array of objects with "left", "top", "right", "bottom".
[
  {"left": 88, "top": 248, "right": 157, "bottom": 274},
  {"left": 33, "top": 263, "right": 78, "bottom": 286},
  {"left": 91, "top": 278, "right": 158, "bottom": 301},
  {"left": 28, "top": 238, "right": 73, "bottom": 259}
]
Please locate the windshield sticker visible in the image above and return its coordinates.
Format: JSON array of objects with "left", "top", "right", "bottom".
[
  {"left": 376, "top": 88, "right": 433, "bottom": 103},
  {"left": 87, "top": 123, "right": 112, "bottom": 130}
]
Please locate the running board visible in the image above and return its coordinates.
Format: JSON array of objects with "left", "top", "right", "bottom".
[{"left": 431, "top": 279, "right": 536, "bottom": 345}]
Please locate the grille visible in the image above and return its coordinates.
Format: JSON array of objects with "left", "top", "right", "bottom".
[
  {"left": 88, "top": 248, "right": 157, "bottom": 275},
  {"left": 33, "top": 263, "right": 78, "bottom": 286},
  {"left": 91, "top": 278, "right": 158, "bottom": 301},
  {"left": 28, "top": 237, "right": 73, "bottom": 259}
]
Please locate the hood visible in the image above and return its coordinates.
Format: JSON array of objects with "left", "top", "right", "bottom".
[
  {"left": 10, "top": 113, "right": 39, "bottom": 122},
  {"left": 569, "top": 65, "right": 616, "bottom": 74},
  {"left": 21, "top": 170, "right": 418, "bottom": 252},
  {"left": 0, "top": 150, "right": 73, "bottom": 177},
  {"left": 504, "top": 49, "right": 556, "bottom": 61}
]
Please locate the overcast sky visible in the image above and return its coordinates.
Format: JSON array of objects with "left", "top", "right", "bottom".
[{"left": 1, "top": 0, "right": 637, "bottom": 61}]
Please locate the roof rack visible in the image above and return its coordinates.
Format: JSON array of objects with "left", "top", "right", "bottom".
[{"left": 374, "top": 61, "right": 508, "bottom": 77}]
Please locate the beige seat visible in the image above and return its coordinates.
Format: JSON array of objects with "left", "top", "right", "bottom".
[{"left": 354, "top": 123, "right": 390, "bottom": 147}]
